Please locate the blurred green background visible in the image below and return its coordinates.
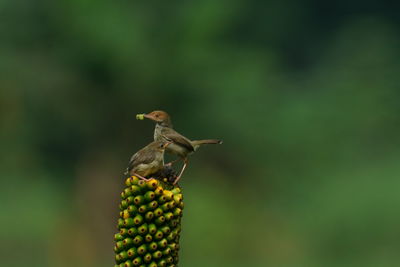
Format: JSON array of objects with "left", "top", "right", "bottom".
[{"left": 1, "top": 0, "right": 400, "bottom": 266}]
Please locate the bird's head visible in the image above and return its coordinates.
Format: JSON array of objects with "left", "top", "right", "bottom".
[
  {"left": 139, "top": 110, "right": 172, "bottom": 127},
  {"left": 156, "top": 141, "right": 172, "bottom": 151}
]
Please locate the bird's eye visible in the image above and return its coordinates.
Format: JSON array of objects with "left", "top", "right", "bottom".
[
  {"left": 155, "top": 114, "right": 159, "bottom": 117},
  {"left": 160, "top": 144, "right": 164, "bottom": 148}
]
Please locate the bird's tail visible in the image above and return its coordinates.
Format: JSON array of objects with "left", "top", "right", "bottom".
[{"left": 191, "top": 139, "right": 223, "bottom": 150}]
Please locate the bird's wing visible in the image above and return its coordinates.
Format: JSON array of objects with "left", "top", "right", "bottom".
[
  {"left": 125, "top": 147, "right": 156, "bottom": 174},
  {"left": 161, "top": 128, "right": 195, "bottom": 152}
]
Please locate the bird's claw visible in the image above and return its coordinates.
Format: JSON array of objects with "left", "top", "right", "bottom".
[
  {"left": 172, "top": 176, "right": 181, "bottom": 185},
  {"left": 133, "top": 173, "right": 150, "bottom": 181}
]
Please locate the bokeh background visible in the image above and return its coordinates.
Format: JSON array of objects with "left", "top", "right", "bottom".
[{"left": 1, "top": 1, "right": 400, "bottom": 266}]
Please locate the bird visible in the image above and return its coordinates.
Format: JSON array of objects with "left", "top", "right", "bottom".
[
  {"left": 136, "top": 110, "right": 222, "bottom": 184},
  {"left": 124, "top": 140, "right": 171, "bottom": 181}
]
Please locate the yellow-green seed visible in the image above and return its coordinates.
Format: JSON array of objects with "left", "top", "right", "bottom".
[
  {"left": 163, "top": 190, "right": 173, "bottom": 201},
  {"left": 144, "top": 191, "right": 155, "bottom": 201},
  {"left": 130, "top": 185, "right": 141, "bottom": 195},
  {"left": 143, "top": 253, "right": 152, "bottom": 263},
  {"left": 164, "top": 212, "right": 174, "bottom": 221},
  {"left": 121, "top": 200, "right": 128, "bottom": 209},
  {"left": 148, "top": 242, "right": 158, "bottom": 251},
  {"left": 145, "top": 211, "right": 154, "bottom": 221},
  {"left": 154, "top": 230, "right": 164, "bottom": 240},
  {"left": 127, "top": 247, "right": 136, "bottom": 258},
  {"left": 158, "top": 195, "right": 168, "bottom": 204},
  {"left": 146, "top": 179, "right": 159, "bottom": 190},
  {"left": 138, "top": 224, "right": 148, "bottom": 235},
  {"left": 127, "top": 227, "right": 137, "bottom": 236},
  {"left": 171, "top": 188, "right": 181, "bottom": 194},
  {"left": 137, "top": 244, "right": 147, "bottom": 255},
  {"left": 137, "top": 180, "right": 147, "bottom": 190},
  {"left": 130, "top": 176, "right": 139, "bottom": 184},
  {"left": 160, "top": 226, "right": 171, "bottom": 234},
  {"left": 138, "top": 205, "right": 147, "bottom": 213},
  {"left": 147, "top": 200, "right": 158, "bottom": 210},
  {"left": 132, "top": 257, "right": 142, "bottom": 266},
  {"left": 123, "top": 237, "right": 133, "bottom": 247},
  {"left": 158, "top": 259, "right": 167, "bottom": 267},
  {"left": 148, "top": 223, "right": 157, "bottom": 234},
  {"left": 114, "top": 233, "right": 124, "bottom": 241},
  {"left": 153, "top": 250, "right": 162, "bottom": 259},
  {"left": 163, "top": 247, "right": 171, "bottom": 256},
  {"left": 173, "top": 208, "right": 182, "bottom": 217},
  {"left": 168, "top": 200, "right": 176, "bottom": 208},
  {"left": 158, "top": 239, "right": 168, "bottom": 248},
  {"left": 145, "top": 234, "right": 153, "bottom": 242},
  {"left": 127, "top": 205, "right": 137, "bottom": 214},
  {"left": 124, "top": 218, "right": 135, "bottom": 228},
  {"left": 153, "top": 208, "right": 163, "bottom": 217},
  {"left": 124, "top": 188, "right": 132, "bottom": 197},
  {"left": 155, "top": 216, "right": 165, "bottom": 225},
  {"left": 133, "top": 195, "right": 144, "bottom": 205},
  {"left": 154, "top": 187, "right": 163, "bottom": 195},
  {"left": 133, "top": 235, "right": 143, "bottom": 245},
  {"left": 126, "top": 196, "right": 135, "bottom": 204},
  {"left": 120, "top": 228, "right": 128, "bottom": 235},
  {"left": 133, "top": 214, "right": 143, "bottom": 225},
  {"left": 160, "top": 203, "right": 170, "bottom": 212},
  {"left": 166, "top": 256, "right": 174, "bottom": 263}
]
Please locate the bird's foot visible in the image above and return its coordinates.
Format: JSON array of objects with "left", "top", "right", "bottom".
[
  {"left": 172, "top": 175, "right": 181, "bottom": 185},
  {"left": 133, "top": 173, "right": 150, "bottom": 181}
]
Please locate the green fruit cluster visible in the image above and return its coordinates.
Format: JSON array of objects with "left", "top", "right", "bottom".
[{"left": 114, "top": 176, "right": 183, "bottom": 267}]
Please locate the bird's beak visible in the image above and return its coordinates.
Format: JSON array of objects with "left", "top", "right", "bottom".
[
  {"left": 143, "top": 113, "right": 157, "bottom": 121},
  {"left": 164, "top": 142, "right": 172, "bottom": 148},
  {"left": 136, "top": 113, "right": 156, "bottom": 121}
]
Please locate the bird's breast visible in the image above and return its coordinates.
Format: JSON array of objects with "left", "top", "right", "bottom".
[
  {"left": 134, "top": 160, "right": 162, "bottom": 176},
  {"left": 154, "top": 125, "right": 163, "bottom": 141}
]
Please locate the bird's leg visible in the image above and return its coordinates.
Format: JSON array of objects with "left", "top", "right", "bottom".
[
  {"left": 173, "top": 158, "right": 188, "bottom": 185},
  {"left": 165, "top": 158, "right": 181, "bottom": 167},
  {"left": 132, "top": 172, "right": 150, "bottom": 181}
]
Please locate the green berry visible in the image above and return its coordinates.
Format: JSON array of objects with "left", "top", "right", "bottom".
[
  {"left": 138, "top": 205, "right": 147, "bottom": 213},
  {"left": 145, "top": 211, "right": 154, "bottom": 221},
  {"left": 148, "top": 223, "right": 157, "bottom": 235},
  {"left": 127, "top": 247, "right": 136, "bottom": 258},
  {"left": 132, "top": 235, "right": 143, "bottom": 245},
  {"left": 132, "top": 256, "right": 142, "bottom": 266},
  {"left": 137, "top": 244, "right": 147, "bottom": 255},
  {"left": 133, "top": 214, "right": 143, "bottom": 225},
  {"left": 152, "top": 250, "right": 162, "bottom": 259},
  {"left": 153, "top": 208, "right": 163, "bottom": 217},
  {"left": 144, "top": 191, "right": 155, "bottom": 202},
  {"left": 137, "top": 223, "right": 148, "bottom": 235},
  {"left": 143, "top": 252, "right": 152, "bottom": 263},
  {"left": 130, "top": 185, "right": 141, "bottom": 195},
  {"left": 133, "top": 195, "right": 144, "bottom": 205}
]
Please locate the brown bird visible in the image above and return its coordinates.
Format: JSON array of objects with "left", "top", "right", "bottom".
[
  {"left": 124, "top": 140, "right": 171, "bottom": 181},
  {"left": 137, "top": 110, "right": 222, "bottom": 184}
]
